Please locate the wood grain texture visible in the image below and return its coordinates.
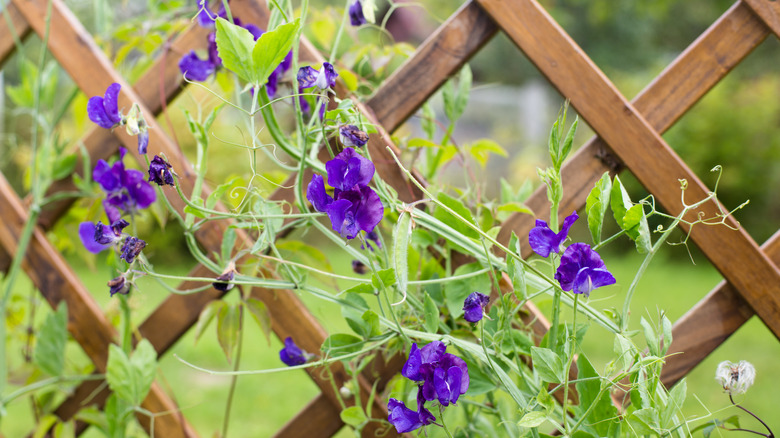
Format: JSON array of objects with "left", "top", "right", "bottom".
[
  {"left": 478, "top": 0, "right": 780, "bottom": 342},
  {"left": 0, "top": 175, "right": 196, "bottom": 438},
  {"left": 744, "top": 0, "right": 780, "bottom": 37},
  {"left": 662, "top": 229, "right": 780, "bottom": 386},
  {"left": 497, "top": 0, "right": 769, "bottom": 252},
  {"left": 366, "top": 0, "right": 498, "bottom": 132},
  {"left": 0, "top": 2, "right": 30, "bottom": 65},
  {"left": 274, "top": 395, "right": 344, "bottom": 438}
]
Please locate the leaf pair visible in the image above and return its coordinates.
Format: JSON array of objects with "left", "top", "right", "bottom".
[
  {"left": 215, "top": 18, "right": 300, "bottom": 86},
  {"left": 586, "top": 173, "right": 652, "bottom": 252}
]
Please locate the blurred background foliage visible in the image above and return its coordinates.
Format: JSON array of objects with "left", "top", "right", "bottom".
[{"left": 0, "top": 0, "right": 779, "bottom": 435}]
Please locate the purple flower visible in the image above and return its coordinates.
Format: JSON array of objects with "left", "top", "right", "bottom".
[
  {"left": 148, "top": 155, "right": 175, "bottom": 186},
  {"left": 279, "top": 337, "right": 308, "bottom": 366},
  {"left": 529, "top": 211, "right": 578, "bottom": 258},
  {"left": 108, "top": 275, "right": 130, "bottom": 296},
  {"left": 554, "top": 242, "right": 616, "bottom": 297},
  {"left": 339, "top": 125, "right": 369, "bottom": 147},
  {"left": 93, "top": 148, "right": 156, "bottom": 214},
  {"left": 120, "top": 236, "right": 147, "bottom": 264},
  {"left": 306, "top": 149, "right": 384, "bottom": 239},
  {"left": 213, "top": 264, "right": 236, "bottom": 292},
  {"left": 179, "top": 51, "right": 217, "bottom": 82},
  {"left": 348, "top": 0, "right": 367, "bottom": 26},
  {"left": 79, "top": 222, "right": 111, "bottom": 254},
  {"left": 87, "top": 83, "right": 122, "bottom": 129},
  {"left": 463, "top": 292, "right": 489, "bottom": 323},
  {"left": 78, "top": 218, "right": 129, "bottom": 254},
  {"left": 387, "top": 389, "right": 435, "bottom": 434},
  {"left": 298, "top": 62, "right": 338, "bottom": 90},
  {"left": 195, "top": 0, "right": 227, "bottom": 27},
  {"left": 401, "top": 342, "right": 469, "bottom": 405}
]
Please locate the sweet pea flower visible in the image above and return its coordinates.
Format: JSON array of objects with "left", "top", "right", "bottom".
[
  {"left": 93, "top": 148, "right": 156, "bottom": 214},
  {"left": 387, "top": 388, "right": 435, "bottom": 433},
  {"left": 78, "top": 219, "right": 126, "bottom": 254},
  {"left": 462, "top": 292, "right": 489, "bottom": 323},
  {"left": 348, "top": 0, "right": 367, "bottom": 26},
  {"left": 554, "top": 242, "right": 616, "bottom": 297},
  {"left": 306, "top": 148, "right": 384, "bottom": 239},
  {"left": 401, "top": 342, "right": 469, "bottom": 405},
  {"left": 298, "top": 62, "right": 338, "bottom": 90},
  {"left": 87, "top": 83, "right": 122, "bottom": 129},
  {"left": 279, "top": 337, "right": 309, "bottom": 366},
  {"left": 339, "top": 124, "right": 369, "bottom": 147},
  {"left": 148, "top": 155, "right": 175, "bottom": 186},
  {"left": 529, "top": 211, "right": 578, "bottom": 258},
  {"left": 120, "top": 236, "right": 147, "bottom": 264},
  {"left": 108, "top": 275, "right": 130, "bottom": 297}
]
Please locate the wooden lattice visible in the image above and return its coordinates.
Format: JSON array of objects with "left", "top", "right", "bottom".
[{"left": 0, "top": 0, "right": 779, "bottom": 436}]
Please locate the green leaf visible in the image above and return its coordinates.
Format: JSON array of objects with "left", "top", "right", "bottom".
[
  {"left": 518, "top": 411, "right": 548, "bottom": 427},
  {"left": 468, "top": 139, "right": 507, "bottom": 167},
  {"left": 371, "top": 268, "right": 396, "bottom": 290},
  {"left": 445, "top": 262, "right": 490, "bottom": 319},
  {"left": 507, "top": 232, "right": 527, "bottom": 300},
  {"left": 640, "top": 317, "right": 660, "bottom": 356},
  {"left": 52, "top": 154, "right": 77, "bottom": 181},
  {"left": 321, "top": 333, "right": 363, "bottom": 356},
  {"left": 206, "top": 177, "right": 240, "bottom": 210},
  {"left": 340, "top": 406, "right": 367, "bottom": 426},
  {"left": 244, "top": 298, "right": 272, "bottom": 346},
  {"left": 423, "top": 293, "right": 440, "bottom": 333},
  {"left": 434, "top": 192, "right": 479, "bottom": 240},
  {"left": 361, "top": 310, "right": 381, "bottom": 337},
  {"left": 217, "top": 303, "right": 240, "bottom": 362},
  {"left": 252, "top": 19, "right": 300, "bottom": 86},
  {"left": 560, "top": 116, "right": 579, "bottom": 166},
  {"left": 576, "top": 355, "right": 617, "bottom": 436},
  {"left": 613, "top": 334, "right": 635, "bottom": 371},
  {"left": 442, "top": 64, "right": 471, "bottom": 122},
  {"left": 610, "top": 175, "right": 651, "bottom": 252},
  {"left": 220, "top": 227, "right": 237, "bottom": 264},
  {"left": 610, "top": 175, "right": 631, "bottom": 229},
  {"left": 343, "top": 283, "right": 375, "bottom": 294},
  {"left": 35, "top": 303, "right": 68, "bottom": 376},
  {"left": 393, "top": 211, "right": 412, "bottom": 299},
  {"left": 530, "top": 346, "right": 564, "bottom": 383},
  {"left": 193, "top": 300, "right": 224, "bottom": 344},
  {"left": 107, "top": 345, "right": 135, "bottom": 404},
  {"left": 497, "top": 202, "right": 533, "bottom": 215},
  {"left": 184, "top": 203, "right": 207, "bottom": 219},
  {"left": 421, "top": 102, "right": 436, "bottom": 140},
  {"left": 215, "top": 18, "right": 257, "bottom": 83},
  {"left": 662, "top": 378, "right": 686, "bottom": 427},
  {"left": 128, "top": 339, "right": 157, "bottom": 406},
  {"left": 661, "top": 314, "right": 673, "bottom": 355},
  {"left": 407, "top": 138, "right": 441, "bottom": 149},
  {"left": 585, "top": 172, "right": 612, "bottom": 244}
]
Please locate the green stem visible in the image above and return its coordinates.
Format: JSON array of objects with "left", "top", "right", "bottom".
[
  {"left": 1, "top": 373, "right": 105, "bottom": 404},
  {"left": 119, "top": 294, "right": 132, "bottom": 354},
  {"left": 438, "top": 404, "right": 454, "bottom": 438},
  {"left": 548, "top": 254, "right": 560, "bottom": 353},
  {"left": 562, "top": 294, "right": 578, "bottom": 434},
  {"left": 221, "top": 306, "right": 244, "bottom": 438}
]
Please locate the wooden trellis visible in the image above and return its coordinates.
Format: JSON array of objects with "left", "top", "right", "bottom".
[{"left": 0, "top": 0, "right": 778, "bottom": 436}]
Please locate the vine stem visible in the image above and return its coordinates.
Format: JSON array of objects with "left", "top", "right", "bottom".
[
  {"left": 729, "top": 393, "right": 774, "bottom": 438},
  {"left": 438, "top": 405, "right": 454, "bottom": 438},
  {"left": 562, "top": 294, "right": 578, "bottom": 434},
  {"left": 222, "top": 306, "right": 244, "bottom": 438}
]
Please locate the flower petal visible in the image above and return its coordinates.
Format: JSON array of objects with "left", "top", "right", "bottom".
[
  {"left": 87, "top": 96, "right": 116, "bottom": 129},
  {"left": 528, "top": 219, "right": 557, "bottom": 257},
  {"left": 79, "top": 222, "right": 109, "bottom": 254},
  {"left": 103, "top": 83, "right": 122, "bottom": 125},
  {"left": 306, "top": 174, "right": 333, "bottom": 212},
  {"left": 354, "top": 186, "right": 383, "bottom": 236},
  {"left": 387, "top": 399, "right": 423, "bottom": 433},
  {"left": 178, "top": 51, "right": 217, "bottom": 82}
]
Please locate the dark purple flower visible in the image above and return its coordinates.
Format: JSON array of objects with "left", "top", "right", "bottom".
[
  {"left": 120, "top": 236, "right": 147, "bottom": 264},
  {"left": 93, "top": 148, "right": 156, "bottom": 213},
  {"left": 279, "top": 337, "right": 308, "bottom": 366},
  {"left": 137, "top": 130, "right": 149, "bottom": 155},
  {"left": 529, "top": 211, "right": 578, "bottom": 258},
  {"left": 352, "top": 260, "right": 368, "bottom": 275},
  {"left": 213, "top": 264, "right": 236, "bottom": 292},
  {"left": 555, "top": 242, "right": 616, "bottom": 297},
  {"left": 148, "top": 155, "right": 175, "bottom": 186},
  {"left": 79, "top": 222, "right": 111, "bottom": 254},
  {"left": 306, "top": 150, "right": 384, "bottom": 240},
  {"left": 339, "top": 125, "right": 369, "bottom": 148},
  {"left": 463, "top": 292, "right": 489, "bottom": 323},
  {"left": 179, "top": 51, "right": 217, "bottom": 81},
  {"left": 94, "top": 219, "right": 129, "bottom": 245},
  {"left": 108, "top": 275, "right": 130, "bottom": 296},
  {"left": 348, "top": 0, "right": 367, "bottom": 26},
  {"left": 401, "top": 341, "right": 469, "bottom": 405},
  {"left": 87, "top": 83, "right": 122, "bottom": 129},
  {"left": 387, "top": 398, "right": 424, "bottom": 433},
  {"left": 298, "top": 62, "right": 338, "bottom": 90},
  {"left": 326, "top": 147, "right": 375, "bottom": 192}
]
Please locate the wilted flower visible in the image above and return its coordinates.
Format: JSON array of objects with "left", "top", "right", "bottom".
[
  {"left": 298, "top": 62, "right": 338, "bottom": 90},
  {"left": 463, "top": 292, "right": 489, "bottom": 323},
  {"left": 148, "top": 155, "right": 175, "bottom": 186},
  {"left": 108, "top": 275, "right": 130, "bottom": 297},
  {"left": 339, "top": 124, "right": 369, "bottom": 147},
  {"left": 213, "top": 263, "right": 236, "bottom": 292},
  {"left": 348, "top": 0, "right": 367, "bottom": 26},
  {"left": 87, "top": 83, "right": 122, "bottom": 129},
  {"left": 716, "top": 360, "right": 756, "bottom": 395},
  {"left": 279, "top": 337, "right": 309, "bottom": 366},
  {"left": 120, "top": 236, "right": 147, "bottom": 264},
  {"left": 529, "top": 211, "right": 578, "bottom": 258},
  {"left": 555, "top": 242, "right": 615, "bottom": 297}
]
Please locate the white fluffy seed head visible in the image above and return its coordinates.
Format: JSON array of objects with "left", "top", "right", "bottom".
[{"left": 715, "top": 360, "right": 756, "bottom": 395}]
